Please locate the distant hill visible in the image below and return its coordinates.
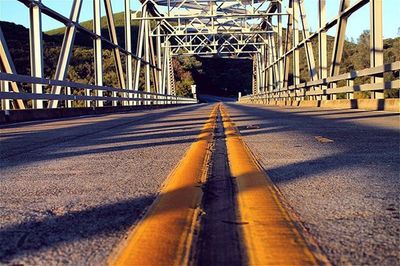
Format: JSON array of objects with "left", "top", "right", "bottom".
[{"left": 46, "top": 12, "right": 140, "bottom": 49}]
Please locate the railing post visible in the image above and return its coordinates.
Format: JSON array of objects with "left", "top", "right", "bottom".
[
  {"left": 85, "top": 88, "right": 91, "bottom": 107},
  {"left": 0, "top": 80, "right": 10, "bottom": 110},
  {"left": 29, "top": 0, "right": 44, "bottom": 109},
  {"left": 66, "top": 87, "right": 72, "bottom": 108},
  {"left": 347, "top": 80, "right": 354, "bottom": 99}
]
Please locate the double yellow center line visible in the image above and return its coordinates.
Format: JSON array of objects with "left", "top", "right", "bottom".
[
  {"left": 110, "top": 104, "right": 326, "bottom": 265},
  {"left": 109, "top": 105, "right": 218, "bottom": 266}
]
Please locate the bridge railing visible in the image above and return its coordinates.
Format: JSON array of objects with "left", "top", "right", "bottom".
[
  {"left": 0, "top": 0, "right": 195, "bottom": 111},
  {"left": 241, "top": 61, "right": 400, "bottom": 103},
  {"left": 0, "top": 72, "right": 197, "bottom": 110}
]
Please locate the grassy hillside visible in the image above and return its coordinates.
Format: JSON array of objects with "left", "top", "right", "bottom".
[
  {"left": 46, "top": 12, "right": 140, "bottom": 49},
  {"left": 46, "top": 12, "right": 137, "bottom": 35}
]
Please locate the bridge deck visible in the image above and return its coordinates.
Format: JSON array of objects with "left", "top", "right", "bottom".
[
  {"left": 224, "top": 103, "right": 399, "bottom": 265},
  {"left": 0, "top": 104, "right": 214, "bottom": 264},
  {"left": 0, "top": 103, "right": 399, "bottom": 265}
]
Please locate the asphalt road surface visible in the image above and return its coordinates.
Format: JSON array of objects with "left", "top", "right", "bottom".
[
  {"left": 0, "top": 104, "right": 214, "bottom": 265},
  {"left": 223, "top": 103, "right": 399, "bottom": 265},
  {"left": 1, "top": 102, "right": 399, "bottom": 265}
]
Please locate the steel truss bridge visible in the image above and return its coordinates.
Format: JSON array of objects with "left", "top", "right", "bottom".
[
  {"left": 1, "top": 1, "right": 399, "bottom": 264},
  {"left": 0, "top": 0, "right": 399, "bottom": 111}
]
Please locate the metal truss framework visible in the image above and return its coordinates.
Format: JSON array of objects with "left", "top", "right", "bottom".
[
  {"left": 0, "top": 0, "right": 398, "bottom": 110},
  {"left": 245, "top": 0, "right": 400, "bottom": 102},
  {"left": 0, "top": 0, "right": 196, "bottom": 110}
]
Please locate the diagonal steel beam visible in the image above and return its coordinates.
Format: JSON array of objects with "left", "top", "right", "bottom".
[
  {"left": 0, "top": 27, "right": 26, "bottom": 109},
  {"left": 330, "top": 0, "right": 350, "bottom": 77},
  {"left": 47, "top": 0, "right": 83, "bottom": 108},
  {"left": 104, "top": 0, "right": 127, "bottom": 106}
]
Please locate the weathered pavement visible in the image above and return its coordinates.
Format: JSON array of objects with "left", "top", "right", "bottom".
[
  {"left": 0, "top": 104, "right": 214, "bottom": 265},
  {"left": 0, "top": 102, "right": 399, "bottom": 265},
  {"left": 223, "top": 103, "right": 400, "bottom": 265}
]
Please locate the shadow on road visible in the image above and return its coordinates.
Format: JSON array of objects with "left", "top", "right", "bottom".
[{"left": 0, "top": 102, "right": 399, "bottom": 263}]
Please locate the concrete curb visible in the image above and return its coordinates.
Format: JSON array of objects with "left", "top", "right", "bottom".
[{"left": 239, "top": 99, "right": 400, "bottom": 112}]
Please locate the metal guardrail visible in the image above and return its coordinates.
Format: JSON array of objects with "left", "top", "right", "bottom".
[
  {"left": 0, "top": 72, "right": 197, "bottom": 109},
  {"left": 241, "top": 62, "right": 400, "bottom": 102},
  {"left": 0, "top": 0, "right": 195, "bottom": 111}
]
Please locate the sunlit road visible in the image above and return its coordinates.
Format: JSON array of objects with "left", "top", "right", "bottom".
[
  {"left": 0, "top": 103, "right": 399, "bottom": 265},
  {"left": 0, "top": 104, "right": 214, "bottom": 265},
  {"left": 224, "top": 103, "right": 400, "bottom": 265}
]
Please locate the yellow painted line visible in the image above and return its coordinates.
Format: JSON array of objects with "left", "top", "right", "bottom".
[
  {"left": 109, "top": 105, "right": 219, "bottom": 266},
  {"left": 220, "top": 104, "right": 320, "bottom": 265}
]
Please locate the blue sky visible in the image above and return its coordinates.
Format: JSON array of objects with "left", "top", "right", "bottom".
[{"left": 0, "top": 0, "right": 399, "bottom": 40}]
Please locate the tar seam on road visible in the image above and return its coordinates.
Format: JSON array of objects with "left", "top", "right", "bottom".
[
  {"left": 109, "top": 104, "right": 219, "bottom": 266},
  {"left": 192, "top": 107, "right": 244, "bottom": 265}
]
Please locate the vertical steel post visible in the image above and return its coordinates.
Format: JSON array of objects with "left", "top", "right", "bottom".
[
  {"left": 252, "top": 55, "right": 257, "bottom": 95},
  {"left": 256, "top": 53, "right": 262, "bottom": 95},
  {"left": 156, "top": 25, "right": 163, "bottom": 103},
  {"left": 93, "top": 0, "right": 103, "bottom": 107},
  {"left": 292, "top": 0, "right": 300, "bottom": 99},
  {"left": 318, "top": 0, "right": 328, "bottom": 100},
  {"left": 262, "top": 45, "right": 267, "bottom": 94},
  {"left": 161, "top": 44, "right": 169, "bottom": 97},
  {"left": 267, "top": 38, "right": 274, "bottom": 94},
  {"left": 283, "top": 0, "right": 293, "bottom": 99},
  {"left": 269, "top": 34, "right": 278, "bottom": 93},
  {"left": 144, "top": 16, "right": 151, "bottom": 105},
  {"left": 29, "top": 0, "right": 44, "bottom": 109},
  {"left": 263, "top": 45, "right": 268, "bottom": 97},
  {"left": 283, "top": 1, "right": 293, "bottom": 88},
  {"left": 370, "top": 0, "right": 384, "bottom": 99},
  {"left": 148, "top": 23, "right": 159, "bottom": 104},
  {"left": 134, "top": 4, "right": 147, "bottom": 105},
  {"left": 125, "top": 0, "right": 133, "bottom": 105},
  {"left": 277, "top": 2, "right": 284, "bottom": 94}
]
